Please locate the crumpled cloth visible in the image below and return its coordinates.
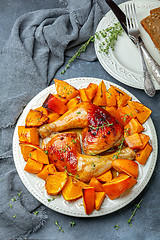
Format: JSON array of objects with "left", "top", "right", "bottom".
[{"left": 0, "top": 0, "right": 124, "bottom": 238}]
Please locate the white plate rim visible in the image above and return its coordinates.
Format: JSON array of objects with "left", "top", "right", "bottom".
[
  {"left": 12, "top": 77, "right": 158, "bottom": 217},
  {"left": 94, "top": 0, "right": 160, "bottom": 90}
]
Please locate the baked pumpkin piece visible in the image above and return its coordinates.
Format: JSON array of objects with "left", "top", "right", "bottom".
[
  {"left": 94, "top": 192, "right": 105, "bottom": 211},
  {"left": 24, "top": 158, "right": 43, "bottom": 174},
  {"left": 54, "top": 79, "right": 79, "bottom": 100},
  {"left": 82, "top": 187, "right": 95, "bottom": 215},
  {"left": 106, "top": 85, "right": 117, "bottom": 107},
  {"left": 112, "top": 86, "right": 132, "bottom": 107},
  {"left": 93, "top": 80, "right": 107, "bottom": 106},
  {"left": 124, "top": 118, "right": 144, "bottom": 136},
  {"left": 125, "top": 133, "right": 143, "bottom": 150},
  {"left": 29, "top": 148, "right": 49, "bottom": 164},
  {"left": 25, "top": 109, "right": 49, "bottom": 127},
  {"left": 42, "top": 94, "right": 68, "bottom": 115},
  {"left": 89, "top": 177, "right": 104, "bottom": 192},
  {"left": 136, "top": 143, "right": 152, "bottom": 165},
  {"left": 37, "top": 164, "right": 57, "bottom": 181},
  {"left": 45, "top": 172, "right": 68, "bottom": 195},
  {"left": 19, "top": 142, "right": 48, "bottom": 162},
  {"left": 53, "top": 94, "right": 68, "bottom": 104},
  {"left": 139, "top": 134, "right": 150, "bottom": 149},
  {"left": 67, "top": 98, "right": 79, "bottom": 110},
  {"left": 102, "top": 173, "right": 137, "bottom": 200},
  {"left": 112, "top": 159, "right": 139, "bottom": 179},
  {"left": 85, "top": 83, "right": 98, "bottom": 101},
  {"left": 128, "top": 101, "right": 152, "bottom": 124},
  {"left": 62, "top": 177, "right": 87, "bottom": 201},
  {"left": 18, "top": 126, "right": 39, "bottom": 145},
  {"left": 79, "top": 88, "right": 90, "bottom": 102},
  {"left": 34, "top": 106, "right": 48, "bottom": 116},
  {"left": 96, "top": 170, "right": 112, "bottom": 183}
]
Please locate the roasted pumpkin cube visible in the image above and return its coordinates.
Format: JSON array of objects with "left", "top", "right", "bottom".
[
  {"left": 37, "top": 164, "right": 57, "bottom": 181},
  {"left": 18, "top": 126, "right": 39, "bottom": 145},
  {"left": 67, "top": 98, "right": 80, "bottom": 110},
  {"left": 85, "top": 83, "right": 98, "bottom": 101},
  {"left": 34, "top": 106, "right": 48, "bottom": 115},
  {"left": 42, "top": 94, "right": 68, "bottom": 115},
  {"left": 94, "top": 192, "right": 105, "bottom": 211},
  {"left": 93, "top": 80, "right": 107, "bottom": 106},
  {"left": 53, "top": 94, "right": 68, "bottom": 105},
  {"left": 106, "top": 86, "right": 117, "bottom": 107},
  {"left": 62, "top": 177, "right": 87, "bottom": 201},
  {"left": 102, "top": 173, "right": 137, "bottom": 200},
  {"left": 79, "top": 88, "right": 90, "bottom": 102},
  {"left": 124, "top": 118, "right": 144, "bottom": 136},
  {"left": 112, "top": 86, "right": 132, "bottom": 107},
  {"left": 128, "top": 101, "right": 152, "bottom": 124},
  {"left": 19, "top": 143, "right": 45, "bottom": 162},
  {"left": 24, "top": 158, "right": 43, "bottom": 174},
  {"left": 29, "top": 148, "right": 49, "bottom": 164},
  {"left": 112, "top": 159, "right": 139, "bottom": 179},
  {"left": 82, "top": 187, "right": 95, "bottom": 215},
  {"left": 96, "top": 170, "right": 112, "bottom": 183},
  {"left": 136, "top": 143, "right": 152, "bottom": 165},
  {"left": 45, "top": 172, "right": 68, "bottom": 195},
  {"left": 105, "top": 106, "right": 117, "bottom": 117},
  {"left": 125, "top": 133, "right": 143, "bottom": 149},
  {"left": 139, "top": 134, "right": 150, "bottom": 149},
  {"left": 25, "top": 109, "right": 49, "bottom": 127},
  {"left": 54, "top": 79, "right": 79, "bottom": 100},
  {"left": 89, "top": 177, "right": 104, "bottom": 192}
]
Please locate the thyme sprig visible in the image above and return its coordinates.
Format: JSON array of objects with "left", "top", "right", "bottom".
[
  {"left": 98, "top": 23, "right": 123, "bottom": 54},
  {"left": 54, "top": 220, "right": 64, "bottom": 233},
  {"left": 64, "top": 166, "right": 79, "bottom": 179},
  {"left": 61, "top": 35, "right": 95, "bottom": 74},
  {"left": 89, "top": 121, "right": 114, "bottom": 131},
  {"left": 127, "top": 199, "right": 143, "bottom": 226},
  {"left": 112, "top": 137, "right": 125, "bottom": 159},
  {"left": 61, "top": 22, "right": 123, "bottom": 73}
]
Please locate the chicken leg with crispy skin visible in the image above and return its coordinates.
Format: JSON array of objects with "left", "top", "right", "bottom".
[
  {"left": 39, "top": 102, "right": 123, "bottom": 154},
  {"left": 46, "top": 132, "right": 135, "bottom": 182}
]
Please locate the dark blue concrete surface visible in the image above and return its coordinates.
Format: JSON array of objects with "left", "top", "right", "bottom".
[{"left": 1, "top": 1, "right": 160, "bottom": 239}]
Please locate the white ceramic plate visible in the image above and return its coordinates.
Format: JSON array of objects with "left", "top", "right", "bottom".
[
  {"left": 13, "top": 77, "right": 158, "bottom": 217},
  {"left": 94, "top": 1, "right": 160, "bottom": 90}
]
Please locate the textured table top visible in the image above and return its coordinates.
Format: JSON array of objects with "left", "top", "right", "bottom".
[{"left": 1, "top": 1, "right": 160, "bottom": 239}]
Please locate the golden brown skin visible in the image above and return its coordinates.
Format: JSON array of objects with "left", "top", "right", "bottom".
[
  {"left": 46, "top": 132, "right": 112, "bottom": 182},
  {"left": 76, "top": 154, "right": 112, "bottom": 182},
  {"left": 46, "top": 132, "right": 81, "bottom": 175},
  {"left": 45, "top": 132, "right": 135, "bottom": 182},
  {"left": 38, "top": 102, "right": 89, "bottom": 138},
  {"left": 39, "top": 102, "right": 123, "bottom": 154}
]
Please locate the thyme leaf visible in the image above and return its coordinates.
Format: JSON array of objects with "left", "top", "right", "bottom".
[
  {"left": 70, "top": 221, "right": 76, "bottom": 227},
  {"left": 114, "top": 224, "right": 120, "bottom": 230},
  {"left": 33, "top": 211, "right": 39, "bottom": 215}
]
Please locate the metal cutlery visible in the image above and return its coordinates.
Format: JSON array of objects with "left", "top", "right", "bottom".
[
  {"left": 105, "top": 0, "right": 160, "bottom": 87},
  {"left": 125, "top": 3, "right": 156, "bottom": 97}
]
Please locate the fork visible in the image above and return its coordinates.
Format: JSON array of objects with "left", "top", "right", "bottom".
[{"left": 125, "top": 3, "right": 156, "bottom": 97}]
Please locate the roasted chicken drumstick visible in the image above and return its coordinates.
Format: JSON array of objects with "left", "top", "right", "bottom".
[
  {"left": 46, "top": 132, "right": 135, "bottom": 182},
  {"left": 39, "top": 102, "right": 123, "bottom": 154}
]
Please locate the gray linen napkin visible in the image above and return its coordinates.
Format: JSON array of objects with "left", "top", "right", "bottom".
[{"left": 0, "top": 0, "right": 124, "bottom": 239}]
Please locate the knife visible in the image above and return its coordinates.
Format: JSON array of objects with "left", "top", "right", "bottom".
[{"left": 105, "top": 0, "right": 160, "bottom": 85}]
